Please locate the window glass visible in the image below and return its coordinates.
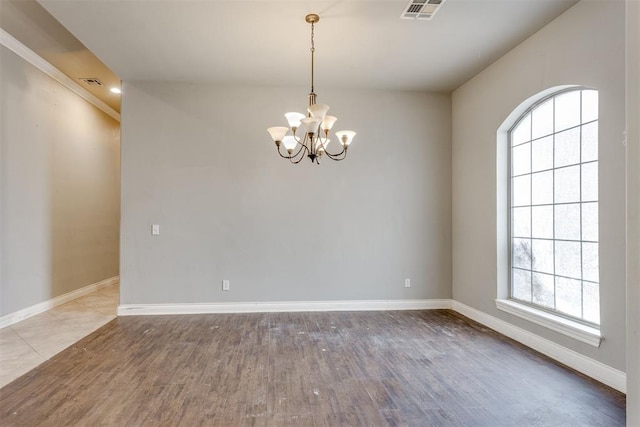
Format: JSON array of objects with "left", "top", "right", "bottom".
[
  {"left": 554, "top": 91, "right": 581, "bottom": 132},
  {"left": 510, "top": 89, "right": 599, "bottom": 325},
  {"left": 531, "top": 136, "right": 553, "bottom": 172},
  {"left": 512, "top": 113, "right": 531, "bottom": 146},
  {"left": 531, "top": 99, "right": 554, "bottom": 139}
]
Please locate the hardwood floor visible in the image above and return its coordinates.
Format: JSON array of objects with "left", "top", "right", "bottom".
[{"left": 0, "top": 310, "right": 625, "bottom": 426}]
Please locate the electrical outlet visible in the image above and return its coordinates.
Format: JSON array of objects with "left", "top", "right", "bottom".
[
  {"left": 405, "top": 278, "right": 411, "bottom": 288},
  {"left": 151, "top": 224, "right": 160, "bottom": 235},
  {"left": 222, "top": 280, "right": 230, "bottom": 291}
]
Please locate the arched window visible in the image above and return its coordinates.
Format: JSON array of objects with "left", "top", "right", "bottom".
[{"left": 509, "top": 88, "right": 599, "bottom": 325}]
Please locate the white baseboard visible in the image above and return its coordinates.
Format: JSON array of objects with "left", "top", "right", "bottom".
[
  {"left": 452, "top": 300, "right": 626, "bottom": 393},
  {"left": 117, "top": 298, "right": 453, "bottom": 316},
  {"left": 0, "top": 276, "right": 120, "bottom": 329}
]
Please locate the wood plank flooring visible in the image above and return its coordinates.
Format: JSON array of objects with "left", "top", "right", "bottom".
[{"left": 0, "top": 310, "right": 625, "bottom": 426}]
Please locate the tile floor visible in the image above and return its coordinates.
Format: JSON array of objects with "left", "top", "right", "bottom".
[{"left": 0, "top": 283, "right": 119, "bottom": 388}]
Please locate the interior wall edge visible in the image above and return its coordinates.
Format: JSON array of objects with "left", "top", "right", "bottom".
[{"left": 625, "top": 0, "right": 640, "bottom": 422}]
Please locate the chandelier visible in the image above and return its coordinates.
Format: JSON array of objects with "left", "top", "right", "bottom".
[{"left": 267, "top": 14, "right": 356, "bottom": 164}]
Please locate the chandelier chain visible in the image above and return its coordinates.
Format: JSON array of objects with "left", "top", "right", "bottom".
[{"left": 310, "top": 21, "right": 315, "bottom": 94}]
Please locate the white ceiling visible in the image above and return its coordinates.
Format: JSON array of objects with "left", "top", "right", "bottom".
[{"left": 36, "top": 0, "right": 579, "bottom": 92}]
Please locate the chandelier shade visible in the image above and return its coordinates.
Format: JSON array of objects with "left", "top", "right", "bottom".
[
  {"left": 267, "top": 13, "right": 357, "bottom": 164},
  {"left": 301, "top": 117, "right": 322, "bottom": 135},
  {"left": 284, "top": 112, "right": 305, "bottom": 129},
  {"left": 335, "top": 130, "right": 356, "bottom": 146},
  {"left": 308, "top": 103, "right": 330, "bottom": 119},
  {"left": 267, "top": 126, "right": 289, "bottom": 143},
  {"left": 322, "top": 116, "right": 337, "bottom": 133},
  {"left": 282, "top": 136, "right": 298, "bottom": 152}
]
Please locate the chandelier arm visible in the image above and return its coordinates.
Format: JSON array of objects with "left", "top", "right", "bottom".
[
  {"left": 291, "top": 139, "right": 308, "bottom": 158},
  {"left": 276, "top": 142, "right": 307, "bottom": 160},
  {"left": 275, "top": 143, "right": 291, "bottom": 159},
  {"left": 287, "top": 143, "right": 308, "bottom": 164},
  {"left": 276, "top": 132, "right": 308, "bottom": 158},
  {"left": 292, "top": 131, "right": 308, "bottom": 145},
  {"left": 316, "top": 133, "right": 330, "bottom": 144},
  {"left": 276, "top": 149, "right": 292, "bottom": 160},
  {"left": 323, "top": 152, "right": 347, "bottom": 161},
  {"left": 322, "top": 146, "right": 347, "bottom": 159},
  {"left": 289, "top": 153, "right": 307, "bottom": 164}
]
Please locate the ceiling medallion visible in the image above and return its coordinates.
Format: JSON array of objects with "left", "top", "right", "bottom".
[{"left": 267, "top": 14, "right": 357, "bottom": 164}]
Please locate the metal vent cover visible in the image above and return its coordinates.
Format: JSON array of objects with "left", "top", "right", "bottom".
[
  {"left": 401, "top": 0, "right": 446, "bottom": 20},
  {"left": 79, "top": 78, "right": 104, "bottom": 86}
]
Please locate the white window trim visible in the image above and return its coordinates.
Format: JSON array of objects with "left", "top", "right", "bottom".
[{"left": 495, "top": 299, "right": 602, "bottom": 347}]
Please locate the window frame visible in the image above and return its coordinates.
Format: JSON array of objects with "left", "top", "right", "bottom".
[{"left": 506, "top": 87, "right": 600, "bottom": 330}]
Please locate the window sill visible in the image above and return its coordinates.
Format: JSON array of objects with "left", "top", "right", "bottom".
[{"left": 495, "top": 299, "right": 602, "bottom": 347}]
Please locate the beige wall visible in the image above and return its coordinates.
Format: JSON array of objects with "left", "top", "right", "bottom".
[
  {"left": 452, "top": 0, "right": 626, "bottom": 370},
  {"left": 0, "top": 45, "right": 120, "bottom": 316},
  {"left": 120, "top": 83, "right": 451, "bottom": 305}
]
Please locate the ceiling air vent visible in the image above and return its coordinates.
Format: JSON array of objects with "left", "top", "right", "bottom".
[
  {"left": 401, "top": 0, "right": 446, "bottom": 20},
  {"left": 79, "top": 78, "right": 104, "bottom": 86}
]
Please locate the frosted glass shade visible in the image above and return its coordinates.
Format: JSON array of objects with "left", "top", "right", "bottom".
[
  {"left": 322, "top": 116, "right": 337, "bottom": 132},
  {"left": 308, "top": 103, "right": 330, "bottom": 119},
  {"left": 282, "top": 135, "right": 298, "bottom": 151},
  {"left": 336, "top": 130, "right": 356, "bottom": 146},
  {"left": 267, "top": 126, "right": 289, "bottom": 142},
  {"left": 285, "top": 112, "right": 305, "bottom": 129},
  {"left": 301, "top": 117, "right": 322, "bottom": 135}
]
